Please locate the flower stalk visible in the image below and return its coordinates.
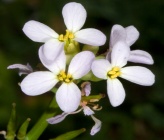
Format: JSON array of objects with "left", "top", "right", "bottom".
[{"left": 24, "top": 97, "right": 58, "bottom": 140}]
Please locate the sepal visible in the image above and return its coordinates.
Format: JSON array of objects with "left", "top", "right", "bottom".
[
  {"left": 81, "top": 71, "right": 102, "bottom": 82},
  {"left": 6, "top": 103, "right": 17, "bottom": 140},
  {"left": 82, "top": 45, "right": 99, "bottom": 55}
]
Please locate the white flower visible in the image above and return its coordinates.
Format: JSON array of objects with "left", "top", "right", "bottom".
[
  {"left": 92, "top": 41, "right": 155, "bottom": 107},
  {"left": 20, "top": 50, "right": 95, "bottom": 113},
  {"left": 107, "top": 24, "right": 154, "bottom": 65},
  {"left": 23, "top": 2, "right": 106, "bottom": 61},
  {"left": 47, "top": 83, "right": 101, "bottom": 135}
]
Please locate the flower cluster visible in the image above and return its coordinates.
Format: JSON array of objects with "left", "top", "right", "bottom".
[{"left": 8, "top": 2, "right": 155, "bottom": 136}]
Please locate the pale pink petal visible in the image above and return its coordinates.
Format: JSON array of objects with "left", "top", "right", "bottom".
[
  {"left": 120, "top": 66, "right": 155, "bottom": 86},
  {"left": 84, "top": 82, "right": 91, "bottom": 96},
  {"left": 56, "top": 83, "right": 81, "bottom": 113},
  {"left": 83, "top": 106, "right": 94, "bottom": 116},
  {"left": 128, "top": 50, "right": 154, "bottom": 65},
  {"left": 23, "top": 20, "right": 58, "bottom": 42},
  {"left": 125, "top": 26, "right": 139, "bottom": 46},
  {"left": 75, "top": 28, "right": 106, "bottom": 46},
  {"left": 39, "top": 46, "right": 66, "bottom": 74},
  {"left": 91, "top": 59, "right": 111, "bottom": 79},
  {"left": 111, "top": 41, "right": 130, "bottom": 67},
  {"left": 107, "top": 78, "right": 125, "bottom": 107},
  {"left": 7, "top": 63, "right": 33, "bottom": 76},
  {"left": 62, "top": 2, "right": 86, "bottom": 32},
  {"left": 110, "top": 24, "right": 126, "bottom": 48},
  {"left": 90, "top": 115, "right": 101, "bottom": 135},
  {"left": 21, "top": 71, "right": 58, "bottom": 96},
  {"left": 47, "top": 112, "right": 69, "bottom": 124},
  {"left": 106, "top": 51, "right": 112, "bottom": 62},
  {"left": 43, "top": 39, "right": 64, "bottom": 61},
  {"left": 68, "top": 51, "right": 95, "bottom": 79}
]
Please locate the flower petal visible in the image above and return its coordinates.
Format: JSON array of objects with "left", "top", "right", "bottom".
[
  {"left": 90, "top": 115, "right": 102, "bottom": 136},
  {"left": 21, "top": 71, "right": 58, "bottom": 96},
  {"left": 91, "top": 59, "right": 111, "bottom": 79},
  {"left": 62, "top": 2, "right": 86, "bottom": 32},
  {"left": 43, "top": 39, "right": 64, "bottom": 61},
  {"left": 47, "top": 112, "right": 69, "bottom": 124},
  {"left": 7, "top": 63, "right": 33, "bottom": 76},
  {"left": 111, "top": 41, "right": 130, "bottom": 67},
  {"left": 23, "top": 20, "right": 58, "bottom": 42},
  {"left": 68, "top": 51, "right": 95, "bottom": 79},
  {"left": 110, "top": 24, "right": 126, "bottom": 49},
  {"left": 128, "top": 50, "right": 154, "bottom": 65},
  {"left": 39, "top": 46, "right": 66, "bottom": 74},
  {"left": 125, "top": 26, "right": 139, "bottom": 46},
  {"left": 75, "top": 28, "right": 106, "bottom": 46},
  {"left": 83, "top": 106, "right": 94, "bottom": 116},
  {"left": 107, "top": 78, "right": 125, "bottom": 107},
  {"left": 120, "top": 66, "right": 155, "bottom": 86},
  {"left": 84, "top": 82, "right": 91, "bottom": 96},
  {"left": 56, "top": 83, "right": 81, "bottom": 113}
]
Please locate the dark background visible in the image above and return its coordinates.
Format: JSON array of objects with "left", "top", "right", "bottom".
[{"left": 0, "top": 0, "right": 164, "bottom": 139}]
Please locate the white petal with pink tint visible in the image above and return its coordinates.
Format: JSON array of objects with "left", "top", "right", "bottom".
[
  {"left": 75, "top": 28, "right": 106, "bottom": 46},
  {"left": 107, "top": 78, "right": 125, "bottom": 107},
  {"left": 68, "top": 51, "right": 95, "bottom": 79},
  {"left": 120, "top": 66, "right": 155, "bottom": 86},
  {"left": 110, "top": 24, "right": 126, "bottom": 48},
  {"left": 125, "top": 25, "right": 139, "bottom": 46},
  {"left": 39, "top": 46, "right": 66, "bottom": 74},
  {"left": 111, "top": 41, "right": 130, "bottom": 67},
  {"left": 128, "top": 50, "right": 154, "bottom": 64},
  {"left": 62, "top": 2, "right": 86, "bottom": 32},
  {"left": 91, "top": 59, "right": 111, "bottom": 79},
  {"left": 23, "top": 20, "right": 58, "bottom": 42},
  {"left": 43, "top": 39, "right": 64, "bottom": 61},
  {"left": 90, "top": 115, "right": 102, "bottom": 135},
  {"left": 56, "top": 83, "right": 81, "bottom": 113},
  {"left": 21, "top": 71, "right": 58, "bottom": 96}
]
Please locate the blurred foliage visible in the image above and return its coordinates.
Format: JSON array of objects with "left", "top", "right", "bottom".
[{"left": 0, "top": 0, "right": 164, "bottom": 140}]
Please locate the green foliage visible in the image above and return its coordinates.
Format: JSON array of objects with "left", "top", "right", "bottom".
[{"left": 50, "top": 128, "right": 86, "bottom": 140}]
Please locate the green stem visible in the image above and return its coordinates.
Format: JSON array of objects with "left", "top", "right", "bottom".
[{"left": 25, "top": 97, "right": 58, "bottom": 140}]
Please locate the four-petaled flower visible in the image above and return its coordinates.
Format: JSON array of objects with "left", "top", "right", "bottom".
[
  {"left": 92, "top": 41, "right": 155, "bottom": 107},
  {"left": 23, "top": 2, "right": 106, "bottom": 61},
  {"left": 107, "top": 24, "right": 154, "bottom": 65},
  {"left": 20, "top": 50, "right": 95, "bottom": 113}
]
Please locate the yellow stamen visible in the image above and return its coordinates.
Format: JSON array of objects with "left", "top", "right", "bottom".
[
  {"left": 57, "top": 71, "right": 73, "bottom": 83},
  {"left": 107, "top": 66, "right": 121, "bottom": 79},
  {"left": 58, "top": 34, "right": 64, "bottom": 41},
  {"left": 58, "top": 30, "right": 75, "bottom": 42}
]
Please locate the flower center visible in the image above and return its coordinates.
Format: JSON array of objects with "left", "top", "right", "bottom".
[
  {"left": 57, "top": 70, "right": 73, "bottom": 83},
  {"left": 107, "top": 66, "right": 121, "bottom": 79},
  {"left": 58, "top": 30, "right": 75, "bottom": 42}
]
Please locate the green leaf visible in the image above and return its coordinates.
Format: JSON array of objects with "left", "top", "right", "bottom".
[
  {"left": 25, "top": 97, "right": 59, "bottom": 140},
  {"left": 50, "top": 128, "right": 86, "bottom": 140}
]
